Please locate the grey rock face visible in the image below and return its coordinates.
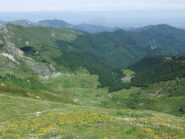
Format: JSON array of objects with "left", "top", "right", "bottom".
[{"left": 0, "top": 26, "right": 57, "bottom": 76}]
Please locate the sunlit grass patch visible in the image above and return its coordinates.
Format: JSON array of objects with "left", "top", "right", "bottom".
[{"left": 122, "top": 69, "right": 136, "bottom": 83}]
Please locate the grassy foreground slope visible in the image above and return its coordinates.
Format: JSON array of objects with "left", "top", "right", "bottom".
[
  {"left": 107, "top": 79, "right": 185, "bottom": 116},
  {"left": 106, "top": 56, "right": 185, "bottom": 116},
  {"left": 0, "top": 90, "right": 185, "bottom": 139},
  {"left": 0, "top": 68, "right": 185, "bottom": 138},
  {"left": 0, "top": 68, "right": 109, "bottom": 107},
  {"left": 0, "top": 67, "right": 185, "bottom": 138}
]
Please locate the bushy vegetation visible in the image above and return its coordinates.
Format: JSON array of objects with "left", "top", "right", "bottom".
[
  {"left": 0, "top": 74, "right": 47, "bottom": 90},
  {"left": 129, "top": 56, "right": 185, "bottom": 86},
  {"left": 106, "top": 78, "right": 185, "bottom": 116},
  {"left": 137, "top": 24, "right": 185, "bottom": 55}
]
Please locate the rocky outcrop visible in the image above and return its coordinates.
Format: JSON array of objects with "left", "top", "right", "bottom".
[{"left": 0, "top": 26, "right": 57, "bottom": 76}]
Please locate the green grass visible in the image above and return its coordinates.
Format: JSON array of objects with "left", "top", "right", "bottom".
[
  {"left": 0, "top": 70, "right": 184, "bottom": 138},
  {"left": 122, "top": 69, "right": 135, "bottom": 83},
  {"left": 40, "top": 71, "right": 110, "bottom": 107},
  {"left": 0, "top": 92, "right": 185, "bottom": 139},
  {"left": 1, "top": 67, "right": 185, "bottom": 116},
  {"left": 6, "top": 24, "right": 83, "bottom": 47},
  {"left": 0, "top": 84, "right": 75, "bottom": 104},
  {"left": 107, "top": 78, "right": 185, "bottom": 116}
]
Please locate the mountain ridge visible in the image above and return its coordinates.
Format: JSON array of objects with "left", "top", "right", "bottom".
[
  {"left": 3, "top": 19, "right": 184, "bottom": 34},
  {"left": 1, "top": 23, "right": 185, "bottom": 91},
  {"left": 0, "top": 19, "right": 117, "bottom": 33},
  {"left": 1, "top": 20, "right": 185, "bottom": 138}
]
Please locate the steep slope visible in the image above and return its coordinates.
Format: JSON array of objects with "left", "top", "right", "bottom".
[
  {"left": 53, "top": 31, "right": 151, "bottom": 91},
  {"left": 1, "top": 24, "right": 185, "bottom": 91},
  {"left": 106, "top": 56, "right": 185, "bottom": 115},
  {"left": 0, "top": 24, "right": 149, "bottom": 91},
  {"left": 1, "top": 89, "right": 184, "bottom": 138},
  {"left": 106, "top": 78, "right": 185, "bottom": 116},
  {"left": 136, "top": 24, "right": 185, "bottom": 55},
  {"left": 129, "top": 56, "right": 185, "bottom": 86},
  {"left": 0, "top": 25, "right": 57, "bottom": 77}
]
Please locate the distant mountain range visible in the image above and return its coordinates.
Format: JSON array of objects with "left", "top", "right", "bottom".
[
  {"left": 37, "top": 19, "right": 74, "bottom": 28},
  {"left": 75, "top": 24, "right": 120, "bottom": 33},
  {"left": 0, "top": 19, "right": 119, "bottom": 33}
]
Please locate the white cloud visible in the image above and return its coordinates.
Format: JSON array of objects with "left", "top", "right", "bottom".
[{"left": 0, "top": 0, "right": 184, "bottom": 12}]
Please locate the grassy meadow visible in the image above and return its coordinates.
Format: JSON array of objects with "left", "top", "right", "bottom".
[
  {"left": 0, "top": 71, "right": 185, "bottom": 138},
  {"left": 0, "top": 90, "right": 185, "bottom": 139}
]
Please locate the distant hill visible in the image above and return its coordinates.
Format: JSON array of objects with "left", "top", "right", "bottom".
[
  {"left": 38, "top": 19, "right": 74, "bottom": 28},
  {"left": 37, "top": 20, "right": 119, "bottom": 33},
  {"left": 8, "top": 20, "right": 37, "bottom": 27},
  {"left": 0, "top": 19, "right": 119, "bottom": 33},
  {"left": 75, "top": 24, "right": 118, "bottom": 33}
]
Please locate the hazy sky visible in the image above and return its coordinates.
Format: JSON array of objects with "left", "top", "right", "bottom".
[
  {"left": 0, "top": 0, "right": 185, "bottom": 12},
  {"left": 0, "top": 0, "right": 185, "bottom": 27}
]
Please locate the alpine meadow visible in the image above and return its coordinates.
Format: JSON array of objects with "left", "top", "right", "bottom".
[{"left": 0, "top": 0, "right": 185, "bottom": 138}]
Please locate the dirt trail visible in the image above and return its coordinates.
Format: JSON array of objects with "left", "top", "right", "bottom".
[{"left": 150, "top": 82, "right": 171, "bottom": 97}]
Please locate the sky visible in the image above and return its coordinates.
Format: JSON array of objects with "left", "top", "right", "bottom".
[{"left": 0, "top": 0, "right": 185, "bottom": 27}]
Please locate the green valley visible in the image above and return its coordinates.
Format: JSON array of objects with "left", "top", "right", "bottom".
[{"left": 0, "top": 23, "right": 185, "bottom": 138}]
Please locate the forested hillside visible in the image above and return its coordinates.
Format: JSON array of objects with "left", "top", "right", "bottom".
[
  {"left": 1, "top": 23, "right": 185, "bottom": 138},
  {"left": 129, "top": 56, "right": 185, "bottom": 86},
  {"left": 1, "top": 24, "right": 185, "bottom": 91}
]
